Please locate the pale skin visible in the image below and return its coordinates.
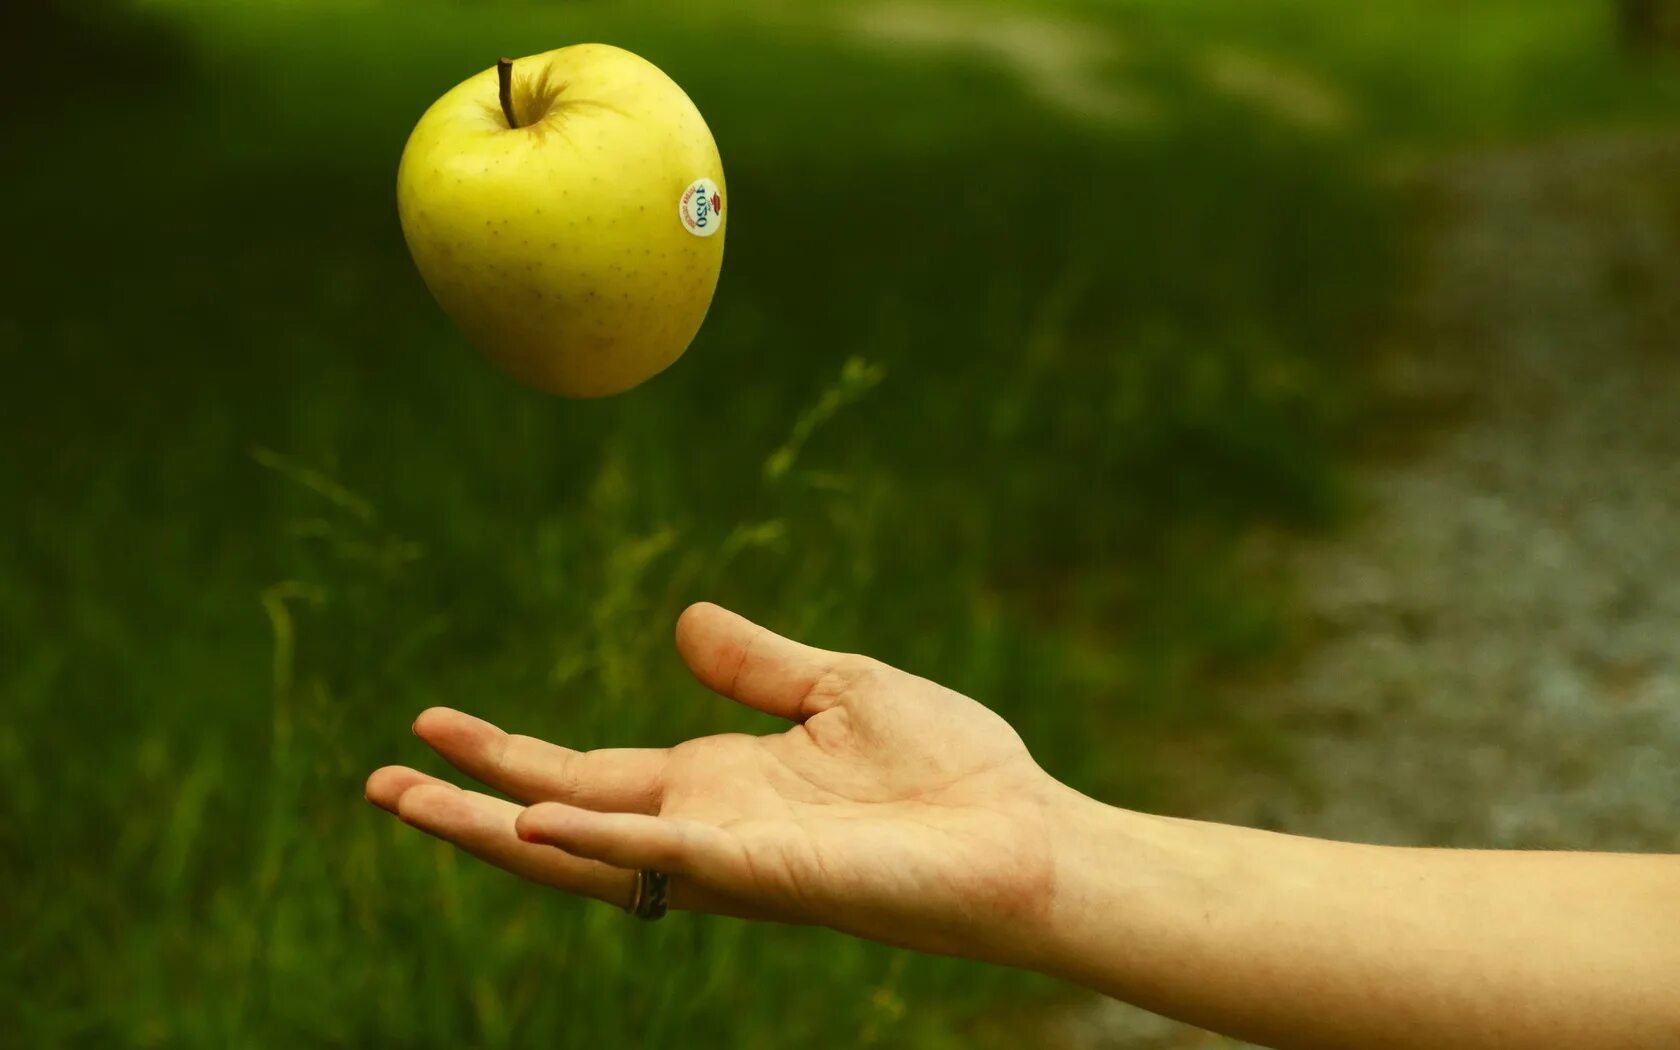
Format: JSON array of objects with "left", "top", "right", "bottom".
[{"left": 366, "top": 602, "right": 1680, "bottom": 1049}]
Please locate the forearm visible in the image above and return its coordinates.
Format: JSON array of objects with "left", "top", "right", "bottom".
[{"left": 1027, "top": 787, "right": 1680, "bottom": 1049}]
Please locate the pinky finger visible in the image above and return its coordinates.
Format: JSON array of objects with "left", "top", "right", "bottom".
[
  {"left": 394, "top": 784, "right": 630, "bottom": 902},
  {"left": 391, "top": 784, "right": 745, "bottom": 917}
]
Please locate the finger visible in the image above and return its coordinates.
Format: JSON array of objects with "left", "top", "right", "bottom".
[
  {"left": 395, "top": 783, "right": 629, "bottom": 904},
  {"left": 365, "top": 765, "right": 454, "bottom": 814},
  {"left": 412, "top": 707, "right": 666, "bottom": 812},
  {"left": 392, "top": 782, "right": 734, "bottom": 913},
  {"left": 674, "top": 602, "right": 843, "bottom": 722},
  {"left": 515, "top": 801, "right": 739, "bottom": 878}
]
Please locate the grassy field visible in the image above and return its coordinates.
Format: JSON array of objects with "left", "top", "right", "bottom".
[{"left": 4, "top": 1, "right": 1677, "bottom": 1045}]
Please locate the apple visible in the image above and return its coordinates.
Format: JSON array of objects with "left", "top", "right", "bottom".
[{"left": 397, "top": 45, "right": 726, "bottom": 397}]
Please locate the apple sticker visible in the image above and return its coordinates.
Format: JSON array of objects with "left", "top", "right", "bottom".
[{"left": 679, "top": 178, "right": 723, "bottom": 237}]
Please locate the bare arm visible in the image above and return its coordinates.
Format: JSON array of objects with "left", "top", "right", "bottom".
[
  {"left": 1038, "top": 795, "right": 1680, "bottom": 1048},
  {"left": 365, "top": 603, "right": 1680, "bottom": 1049}
]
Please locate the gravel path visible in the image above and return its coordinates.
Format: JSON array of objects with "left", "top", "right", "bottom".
[{"left": 1059, "top": 132, "right": 1680, "bottom": 1048}]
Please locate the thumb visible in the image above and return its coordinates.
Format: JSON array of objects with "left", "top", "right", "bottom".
[{"left": 674, "top": 603, "right": 843, "bottom": 722}]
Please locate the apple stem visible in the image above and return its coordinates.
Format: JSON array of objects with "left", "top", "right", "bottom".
[{"left": 497, "top": 57, "right": 520, "bottom": 129}]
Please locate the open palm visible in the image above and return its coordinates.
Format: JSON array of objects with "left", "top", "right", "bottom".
[{"left": 366, "top": 603, "right": 1063, "bottom": 961}]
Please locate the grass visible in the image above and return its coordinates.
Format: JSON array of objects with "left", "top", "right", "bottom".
[{"left": 4, "top": 0, "right": 1677, "bottom": 1045}]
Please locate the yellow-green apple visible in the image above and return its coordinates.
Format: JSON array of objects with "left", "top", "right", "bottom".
[{"left": 397, "top": 45, "right": 726, "bottom": 397}]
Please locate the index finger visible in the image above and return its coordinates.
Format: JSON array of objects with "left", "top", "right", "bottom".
[{"left": 413, "top": 707, "right": 667, "bottom": 813}]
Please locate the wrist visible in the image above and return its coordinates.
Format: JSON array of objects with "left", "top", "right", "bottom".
[{"left": 1025, "top": 784, "right": 1239, "bottom": 992}]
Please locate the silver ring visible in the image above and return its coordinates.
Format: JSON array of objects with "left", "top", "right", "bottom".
[{"left": 628, "top": 869, "right": 669, "bottom": 921}]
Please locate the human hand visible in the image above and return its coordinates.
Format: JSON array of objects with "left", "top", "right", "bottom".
[{"left": 365, "top": 602, "right": 1067, "bottom": 963}]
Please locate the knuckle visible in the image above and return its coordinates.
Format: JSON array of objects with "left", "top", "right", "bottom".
[
  {"left": 503, "top": 735, "right": 586, "bottom": 799},
  {"left": 489, "top": 732, "right": 520, "bottom": 775},
  {"left": 797, "top": 655, "right": 883, "bottom": 713},
  {"left": 837, "top": 654, "right": 886, "bottom": 689},
  {"left": 800, "top": 668, "right": 852, "bottom": 712},
  {"left": 547, "top": 755, "right": 590, "bottom": 801},
  {"left": 649, "top": 828, "right": 690, "bottom": 871},
  {"left": 716, "top": 628, "right": 761, "bottom": 697}
]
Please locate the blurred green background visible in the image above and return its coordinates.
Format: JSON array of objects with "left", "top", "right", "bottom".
[{"left": 4, "top": 1, "right": 1678, "bottom": 1046}]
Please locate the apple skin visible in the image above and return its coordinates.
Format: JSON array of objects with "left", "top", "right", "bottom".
[{"left": 397, "top": 44, "right": 726, "bottom": 397}]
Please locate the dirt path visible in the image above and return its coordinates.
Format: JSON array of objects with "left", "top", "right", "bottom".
[{"left": 1058, "top": 131, "right": 1680, "bottom": 1048}]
